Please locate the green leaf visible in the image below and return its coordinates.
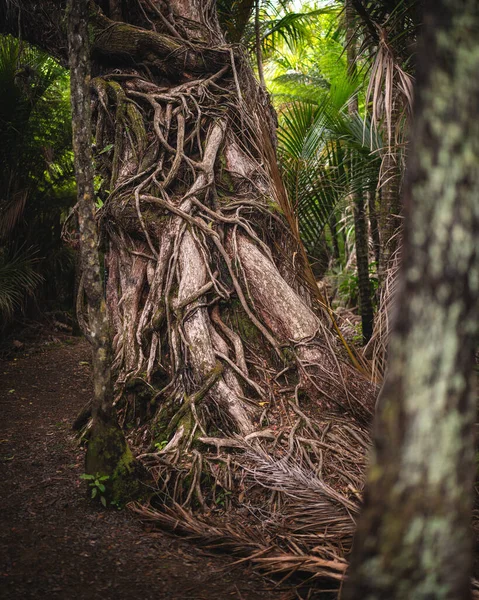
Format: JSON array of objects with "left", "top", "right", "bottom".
[
  {"left": 98, "top": 143, "right": 113, "bottom": 155},
  {"left": 91, "top": 487, "right": 97, "bottom": 498},
  {"left": 98, "top": 475, "right": 110, "bottom": 481},
  {"left": 80, "top": 473, "right": 94, "bottom": 480},
  {"left": 100, "top": 496, "right": 107, "bottom": 507},
  {"left": 98, "top": 483, "right": 106, "bottom": 493}
]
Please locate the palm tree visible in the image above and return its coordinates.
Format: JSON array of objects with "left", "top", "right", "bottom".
[
  {"left": 272, "top": 17, "right": 382, "bottom": 339},
  {"left": 349, "top": 0, "right": 419, "bottom": 278}
]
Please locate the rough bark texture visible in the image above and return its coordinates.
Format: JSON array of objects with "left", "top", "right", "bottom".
[
  {"left": 342, "top": 2, "right": 479, "bottom": 598},
  {"left": 352, "top": 191, "right": 374, "bottom": 344},
  {"left": 5, "top": 0, "right": 377, "bottom": 584},
  {"left": 69, "top": 0, "right": 374, "bottom": 436},
  {"left": 68, "top": 0, "right": 138, "bottom": 501},
  {"left": 378, "top": 136, "right": 401, "bottom": 281},
  {"left": 368, "top": 181, "right": 381, "bottom": 269},
  {"left": 68, "top": 0, "right": 112, "bottom": 422}
]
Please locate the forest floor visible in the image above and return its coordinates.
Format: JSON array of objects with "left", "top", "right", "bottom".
[{"left": 0, "top": 334, "right": 298, "bottom": 600}]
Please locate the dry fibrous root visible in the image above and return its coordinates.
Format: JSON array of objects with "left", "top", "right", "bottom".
[
  {"left": 66, "top": 0, "right": 380, "bottom": 589},
  {"left": 130, "top": 409, "right": 369, "bottom": 587}
]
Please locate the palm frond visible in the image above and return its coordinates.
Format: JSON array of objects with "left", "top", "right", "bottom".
[
  {"left": 278, "top": 91, "right": 381, "bottom": 259},
  {"left": 0, "top": 246, "right": 43, "bottom": 322},
  {"left": 261, "top": 6, "right": 340, "bottom": 54}
]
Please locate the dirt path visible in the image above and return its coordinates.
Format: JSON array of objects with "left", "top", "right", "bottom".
[{"left": 0, "top": 337, "right": 293, "bottom": 600}]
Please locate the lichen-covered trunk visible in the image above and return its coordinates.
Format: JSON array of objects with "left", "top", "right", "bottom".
[
  {"left": 68, "top": 0, "right": 138, "bottom": 502},
  {"left": 68, "top": 0, "right": 112, "bottom": 422},
  {"left": 342, "top": 2, "right": 479, "bottom": 598}
]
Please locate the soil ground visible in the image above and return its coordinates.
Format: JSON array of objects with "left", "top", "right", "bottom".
[{"left": 0, "top": 335, "right": 297, "bottom": 600}]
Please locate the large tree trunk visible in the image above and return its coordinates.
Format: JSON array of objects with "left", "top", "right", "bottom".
[
  {"left": 73, "top": 0, "right": 375, "bottom": 438},
  {"left": 342, "top": 1, "right": 479, "bottom": 598},
  {"left": 3, "top": 0, "right": 377, "bottom": 585},
  {"left": 68, "top": 0, "right": 139, "bottom": 502}
]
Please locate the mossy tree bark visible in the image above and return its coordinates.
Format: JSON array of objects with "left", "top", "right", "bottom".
[
  {"left": 7, "top": 0, "right": 376, "bottom": 515},
  {"left": 67, "top": 0, "right": 138, "bottom": 502},
  {"left": 342, "top": 2, "right": 479, "bottom": 598},
  {"left": 75, "top": 0, "right": 376, "bottom": 438}
]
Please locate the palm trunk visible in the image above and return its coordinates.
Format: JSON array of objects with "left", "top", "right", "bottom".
[
  {"left": 255, "top": 0, "right": 266, "bottom": 88},
  {"left": 368, "top": 179, "right": 381, "bottom": 268},
  {"left": 378, "top": 108, "right": 402, "bottom": 281},
  {"left": 329, "top": 212, "right": 341, "bottom": 261},
  {"left": 352, "top": 191, "right": 374, "bottom": 343},
  {"left": 346, "top": 0, "right": 374, "bottom": 344}
]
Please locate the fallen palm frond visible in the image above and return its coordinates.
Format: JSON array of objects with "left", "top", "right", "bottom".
[
  {"left": 130, "top": 405, "right": 369, "bottom": 590},
  {"left": 129, "top": 501, "right": 348, "bottom": 582}
]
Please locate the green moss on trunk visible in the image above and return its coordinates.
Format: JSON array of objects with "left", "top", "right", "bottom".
[{"left": 86, "top": 419, "right": 141, "bottom": 503}]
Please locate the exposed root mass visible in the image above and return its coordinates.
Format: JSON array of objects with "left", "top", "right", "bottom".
[{"left": 66, "top": 0, "right": 379, "bottom": 591}]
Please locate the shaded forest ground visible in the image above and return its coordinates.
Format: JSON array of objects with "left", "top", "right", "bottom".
[{"left": 0, "top": 335, "right": 299, "bottom": 600}]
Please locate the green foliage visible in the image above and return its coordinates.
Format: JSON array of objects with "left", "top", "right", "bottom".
[
  {"left": 277, "top": 87, "right": 381, "bottom": 263},
  {"left": 154, "top": 440, "right": 169, "bottom": 451},
  {"left": 264, "top": 6, "right": 346, "bottom": 103},
  {"left": 80, "top": 473, "right": 110, "bottom": 507},
  {"left": 337, "top": 262, "right": 378, "bottom": 308},
  {"left": 214, "top": 488, "right": 232, "bottom": 507},
  {"left": 0, "top": 35, "right": 76, "bottom": 323},
  {"left": 0, "top": 246, "right": 43, "bottom": 322}
]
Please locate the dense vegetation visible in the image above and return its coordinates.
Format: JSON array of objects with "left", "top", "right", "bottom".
[
  {"left": 1, "top": 1, "right": 478, "bottom": 598},
  {"left": 0, "top": 36, "right": 76, "bottom": 328}
]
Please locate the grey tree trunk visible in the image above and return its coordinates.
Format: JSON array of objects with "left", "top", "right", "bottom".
[
  {"left": 67, "top": 0, "right": 138, "bottom": 501},
  {"left": 342, "top": 2, "right": 479, "bottom": 598}
]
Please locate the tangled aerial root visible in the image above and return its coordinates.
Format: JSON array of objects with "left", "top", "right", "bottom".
[
  {"left": 64, "top": 6, "right": 378, "bottom": 590},
  {"left": 129, "top": 402, "right": 370, "bottom": 590}
]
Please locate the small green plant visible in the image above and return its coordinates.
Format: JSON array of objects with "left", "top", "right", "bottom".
[
  {"left": 154, "top": 440, "right": 168, "bottom": 451},
  {"left": 80, "top": 473, "right": 110, "bottom": 507},
  {"left": 214, "top": 489, "right": 232, "bottom": 507},
  {"left": 337, "top": 262, "right": 379, "bottom": 309},
  {"left": 351, "top": 322, "right": 363, "bottom": 345}
]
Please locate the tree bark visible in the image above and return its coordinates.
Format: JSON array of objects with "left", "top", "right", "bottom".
[
  {"left": 7, "top": 0, "right": 375, "bottom": 524},
  {"left": 68, "top": 0, "right": 138, "bottom": 501},
  {"left": 255, "top": 0, "right": 266, "bottom": 89},
  {"left": 378, "top": 132, "right": 402, "bottom": 281},
  {"left": 342, "top": 1, "right": 479, "bottom": 597},
  {"left": 346, "top": 0, "right": 374, "bottom": 344},
  {"left": 368, "top": 180, "right": 381, "bottom": 269},
  {"left": 68, "top": 0, "right": 113, "bottom": 423}
]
